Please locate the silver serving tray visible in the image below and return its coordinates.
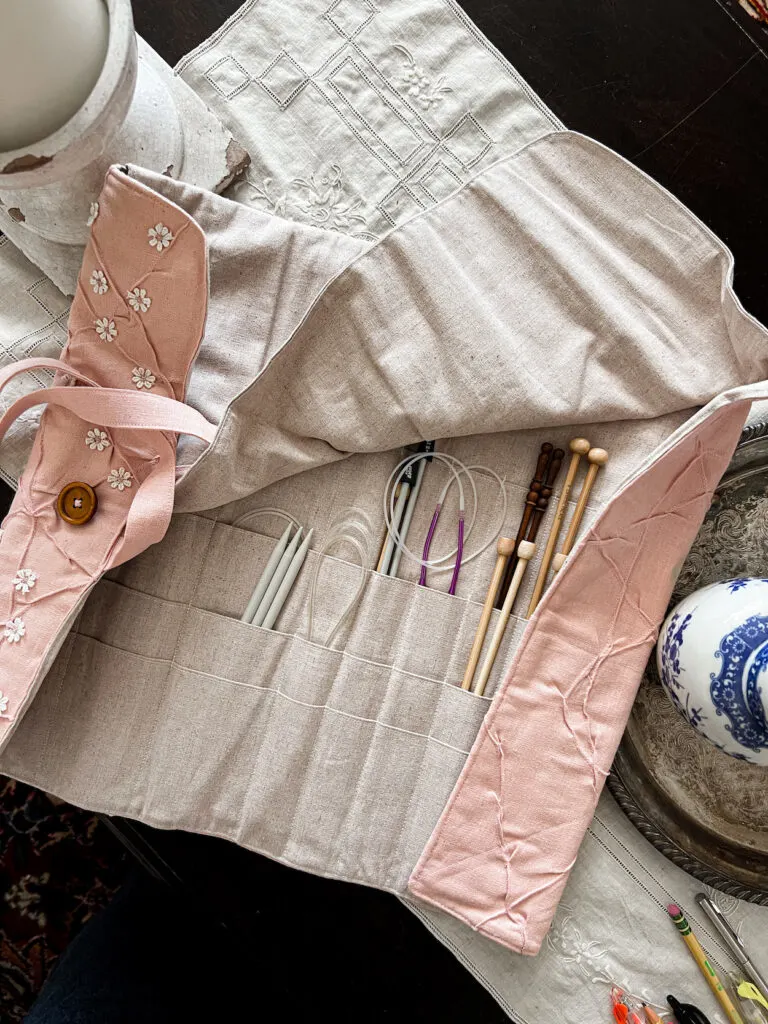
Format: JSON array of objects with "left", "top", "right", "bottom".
[{"left": 609, "top": 417, "right": 768, "bottom": 903}]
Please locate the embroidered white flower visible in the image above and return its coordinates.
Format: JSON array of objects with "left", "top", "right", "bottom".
[
  {"left": 0, "top": 691, "right": 8, "bottom": 714},
  {"left": 87, "top": 201, "right": 99, "bottom": 226},
  {"left": 4, "top": 617, "right": 25, "bottom": 644},
  {"left": 12, "top": 569, "right": 37, "bottom": 594},
  {"left": 394, "top": 46, "right": 452, "bottom": 111},
  {"left": 292, "top": 165, "right": 367, "bottom": 233},
  {"left": 131, "top": 367, "right": 156, "bottom": 390},
  {"left": 107, "top": 467, "right": 132, "bottom": 491},
  {"left": 148, "top": 223, "right": 173, "bottom": 251},
  {"left": 89, "top": 269, "right": 108, "bottom": 295},
  {"left": 86, "top": 427, "right": 110, "bottom": 451},
  {"left": 94, "top": 317, "right": 117, "bottom": 342},
  {"left": 127, "top": 287, "right": 151, "bottom": 313}
]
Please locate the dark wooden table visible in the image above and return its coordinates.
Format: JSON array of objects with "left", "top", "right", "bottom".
[{"left": 26, "top": 1, "right": 768, "bottom": 1019}]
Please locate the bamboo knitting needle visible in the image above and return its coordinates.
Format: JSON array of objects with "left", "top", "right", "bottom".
[
  {"left": 461, "top": 536, "right": 515, "bottom": 690},
  {"left": 473, "top": 540, "right": 536, "bottom": 696},
  {"left": 494, "top": 443, "right": 552, "bottom": 609},
  {"left": 551, "top": 447, "right": 608, "bottom": 574},
  {"left": 526, "top": 437, "right": 590, "bottom": 617}
]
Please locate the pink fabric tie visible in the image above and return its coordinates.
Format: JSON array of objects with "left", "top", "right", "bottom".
[{"left": 0, "top": 357, "right": 215, "bottom": 563}]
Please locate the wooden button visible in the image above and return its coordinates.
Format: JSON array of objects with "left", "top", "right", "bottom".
[{"left": 57, "top": 482, "right": 97, "bottom": 525}]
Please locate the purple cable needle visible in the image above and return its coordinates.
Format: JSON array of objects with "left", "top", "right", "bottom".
[
  {"left": 448, "top": 514, "right": 464, "bottom": 595},
  {"left": 419, "top": 503, "right": 441, "bottom": 586}
]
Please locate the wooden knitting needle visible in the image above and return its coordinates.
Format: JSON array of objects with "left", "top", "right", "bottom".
[
  {"left": 551, "top": 447, "right": 608, "bottom": 573},
  {"left": 526, "top": 437, "right": 591, "bottom": 617},
  {"left": 527, "top": 447, "right": 564, "bottom": 539},
  {"left": 461, "top": 536, "right": 515, "bottom": 690},
  {"left": 494, "top": 443, "right": 552, "bottom": 609},
  {"left": 473, "top": 540, "right": 536, "bottom": 696},
  {"left": 496, "top": 447, "right": 563, "bottom": 608}
]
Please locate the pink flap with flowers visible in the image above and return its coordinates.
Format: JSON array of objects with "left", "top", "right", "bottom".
[{"left": 0, "top": 169, "right": 215, "bottom": 749}]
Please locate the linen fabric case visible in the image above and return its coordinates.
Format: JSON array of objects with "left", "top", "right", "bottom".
[{"left": 0, "top": 128, "right": 766, "bottom": 956}]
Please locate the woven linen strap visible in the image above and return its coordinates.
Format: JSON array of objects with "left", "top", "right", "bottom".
[{"left": 0, "top": 358, "right": 216, "bottom": 562}]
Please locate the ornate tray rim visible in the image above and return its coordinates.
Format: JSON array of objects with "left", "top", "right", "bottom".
[{"left": 607, "top": 415, "right": 768, "bottom": 905}]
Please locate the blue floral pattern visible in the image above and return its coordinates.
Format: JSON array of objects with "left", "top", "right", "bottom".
[
  {"left": 658, "top": 611, "right": 692, "bottom": 694},
  {"left": 710, "top": 614, "right": 768, "bottom": 752},
  {"left": 726, "top": 578, "right": 750, "bottom": 593}
]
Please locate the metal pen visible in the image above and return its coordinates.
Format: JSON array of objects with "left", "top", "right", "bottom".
[{"left": 696, "top": 894, "right": 768, "bottom": 1004}]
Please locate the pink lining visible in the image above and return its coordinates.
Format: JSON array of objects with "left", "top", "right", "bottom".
[
  {"left": 408, "top": 401, "right": 751, "bottom": 955},
  {"left": 0, "top": 168, "right": 209, "bottom": 751}
]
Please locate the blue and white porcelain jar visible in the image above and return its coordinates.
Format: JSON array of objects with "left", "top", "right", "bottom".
[{"left": 657, "top": 578, "right": 768, "bottom": 766}]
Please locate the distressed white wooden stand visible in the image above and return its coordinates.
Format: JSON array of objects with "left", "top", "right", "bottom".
[{"left": 0, "top": 0, "right": 248, "bottom": 294}]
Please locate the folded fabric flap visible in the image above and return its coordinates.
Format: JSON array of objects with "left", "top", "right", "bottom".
[
  {"left": 407, "top": 394, "right": 758, "bottom": 955},
  {"left": 125, "top": 131, "right": 768, "bottom": 513},
  {"left": 0, "top": 171, "right": 208, "bottom": 750}
]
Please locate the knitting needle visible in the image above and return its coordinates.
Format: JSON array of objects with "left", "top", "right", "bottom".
[
  {"left": 473, "top": 539, "right": 536, "bottom": 696},
  {"left": 461, "top": 537, "right": 515, "bottom": 690},
  {"left": 527, "top": 447, "right": 564, "bottom": 540},
  {"left": 389, "top": 459, "right": 426, "bottom": 578},
  {"left": 261, "top": 529, "right": 314, "bottom": 630},
  {"left": 252, "top": 526, "right": 304, "bottom": 627},
  {"left": 527, "top": 437, "right": 591, "bottom": 617},
  {"left": 551, "top": 448, "right": 608, "bottom": 573},
  {"left": 494, "top": 443, "right": 553, "bottom": 609},
  {"left": 376, "top": 481, "right": 402, "bottom": 572},
  {"left": 380, "top": 461, "right": 415, "bottom": 576},
  {"left": 241, "top": 525, "right": 294, "bottom": 623}
]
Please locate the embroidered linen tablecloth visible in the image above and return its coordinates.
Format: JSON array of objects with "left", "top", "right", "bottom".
[{"left": 0, "top": 1, "right": 765, "bottom": 1021}]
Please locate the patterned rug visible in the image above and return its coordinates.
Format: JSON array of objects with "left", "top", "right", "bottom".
[{"left": 0, "top": 778, "right": 128, "bottom": 1022}]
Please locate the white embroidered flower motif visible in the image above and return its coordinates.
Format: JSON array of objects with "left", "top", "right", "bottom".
[
  {"left": 12, "top": 569, "right": 37, "bottom": 594},
  {"left": 292, "top": 165, "right": 367, "bottom": 234},
  {"left": 127, "top": 288, "right": 151, "bottom": 313},
  {"left": 86, "top": 427, "right": 110, "bottom": 452},
  {"left": 4, "top": 617, "right": 25, "bottom": 644},
  {"left": 131, "top": 367, "right": 156, "bottom": 390},
  {"left": 94, "top": 317, "right": 117, "bottom": 342},
  {"left": 87, "top": 201, "right": 99, "bottom": 226},
  {"left": 0, "top": 691, "right": 8, "bottom": 714},
  {"left": 107, "top": 467, "right": 132, "bottom": 491},
  {"left": 89, "top": 269, "right": 108, "bottom": 295},
  {"left": 394, "top": 45, "right": 452, "bottom": 111},
  {"left": 148, "top": 223, "right": 173, "bottom": 252}
]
